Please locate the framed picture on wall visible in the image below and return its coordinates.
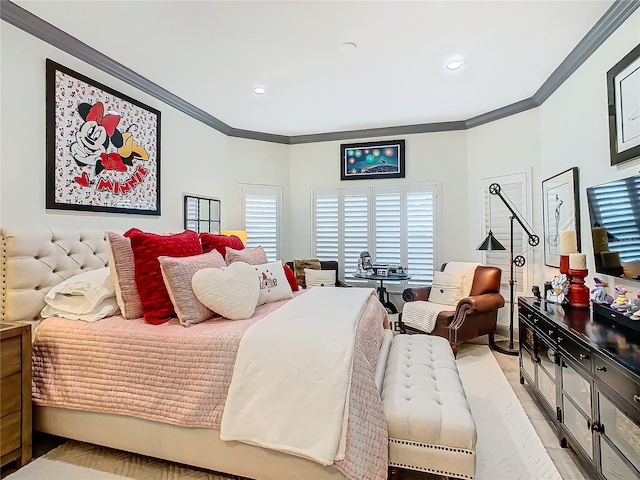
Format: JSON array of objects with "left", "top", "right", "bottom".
[
  {"left": 46, "top": 59, "right": 161, "bottom": 215},
  {"left": 542, "top": 167, "right": 580, "bottom": 267},
  {"left": 340, "top": 139, "right": 405, "bottom": 180},
  {"left": 606, "top": 44, "right": 640, "bottom": 166}
]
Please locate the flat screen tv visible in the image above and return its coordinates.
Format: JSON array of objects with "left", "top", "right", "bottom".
[{"left": 586, "top": 174, "right": 640, "bottom": 281}]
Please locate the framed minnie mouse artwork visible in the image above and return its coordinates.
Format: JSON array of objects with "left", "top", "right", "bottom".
[{"left": 46, "top": 59, "right": 161, "bottom": 215}]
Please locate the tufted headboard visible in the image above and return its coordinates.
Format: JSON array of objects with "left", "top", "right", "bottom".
[{"left": 1, "top": 227, "right": 109, "bottom": 323}]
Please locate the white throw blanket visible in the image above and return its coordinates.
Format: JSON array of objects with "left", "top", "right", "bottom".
[
  {"left": 220, "top": 287, "right": 375, "bottom": 465},
  {"left": 401, "top": 300, "right": 452, "bottom": 333}
]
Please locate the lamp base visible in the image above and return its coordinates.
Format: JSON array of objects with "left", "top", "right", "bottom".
[{"left": 490, "top": 339, "right": 519, "bottom": 356}]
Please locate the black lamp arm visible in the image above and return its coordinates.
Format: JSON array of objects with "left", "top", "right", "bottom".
[{"left": 489, "top": 183, "right": 540, "bottom": 246}]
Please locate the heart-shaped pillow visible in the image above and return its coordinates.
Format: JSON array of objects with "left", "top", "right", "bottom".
[{"left": 191, "top": 262, "right": 260, "bottom": 320}]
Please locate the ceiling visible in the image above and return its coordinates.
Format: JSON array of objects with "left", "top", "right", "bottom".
[{"left": 12, "top": 0, "right": 616, "bottom": 137}]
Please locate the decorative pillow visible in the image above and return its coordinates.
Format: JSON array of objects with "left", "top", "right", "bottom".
[
  {"left": 159, "top": 250, "right": 226, "bottom": 326},
  {"left": 41, "top": 267, "right": 119, "bottom": 322},
  {"left": 293, "top": 258, "right": 321, "bottom": 289},
  {"left": 428, "top": 271, "right": 463, "bottom": 306},
  {"left": 200, "top": 232, "right": 245, "bottom": 257},
  {"left": 225, "top": 245, "right": 268, "bottom": 265},
  {"left": 443, "top": 262, "right": 481, "bottom": 298},
  {"left": 191, "top": 262, "right": 260, "bottom": 320},
  {"left": 254, "top": 260, "right": 294, "bottom": 305},
  {"left": 106, "top": 230, "right": 143, "bottom": 319},
  {"left": 304, "top": 268, "right": 336, "bottom": 288},
  {"left": 126, "top": 229, "right": 202, "bottom": 325},
  {"left": 283, "top": 264, "right": 299, "bottom": 291}
]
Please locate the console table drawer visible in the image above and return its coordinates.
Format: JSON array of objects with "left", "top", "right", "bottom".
[
  {"left": 559, "top": 335, "right": 591, "bottom": 371},
  {"left": 595, "top": 355, "right": 640, "bottom": 416}
]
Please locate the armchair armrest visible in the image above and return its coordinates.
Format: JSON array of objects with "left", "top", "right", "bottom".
[
  {"left": 455, "top": 293, "right": 505, "bottom": 317},
  {"left": 402, "top": 286, "right": 432, "bottom": 302}
]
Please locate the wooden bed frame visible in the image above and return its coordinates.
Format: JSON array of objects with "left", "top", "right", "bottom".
[{"left": 1, "top": 227, "right": 391, "bottom": 480}]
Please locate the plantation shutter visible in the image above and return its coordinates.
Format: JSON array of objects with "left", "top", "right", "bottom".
[
  {"left": 241, "top": 185, "right": 282, "bottom": 262},
  {"left": 481, "top": 173, "right": 529, "bottom": 293},
  {"left": 588, "top": 175, "right": 640, "bottom": 262},
  {"left": 314, "top": 194, "right": 340, "bottom": 261},
  {"left": 375, "top": 193, "right": 402, "bottom": 266},
  {"left": 406, "top": 190, "right": 435, "bottom": 284},
  {"left": 344, "top": 194, "right": 369, "bottom": 278}
]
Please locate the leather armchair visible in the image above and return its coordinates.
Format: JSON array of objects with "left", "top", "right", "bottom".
[{"left": 398, "top": 264, "right": 504, "bottom": 356}]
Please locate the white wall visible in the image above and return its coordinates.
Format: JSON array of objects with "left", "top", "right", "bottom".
[
  {"left": 539, "top": 9, "right": 640, "bottom": 296},
  {"left": 0, "top": 23, "right": 289, "bottom": 232}
]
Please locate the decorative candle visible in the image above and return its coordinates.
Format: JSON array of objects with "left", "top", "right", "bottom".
[
  {"left": 559, "top": 230, "right": 578, "bottom": 255},
  {"left": 591, "top": 227, "right": 609, "bottom": 254},
  {"left": 569, "top": 253, "right": 587, "bottom": 270}
]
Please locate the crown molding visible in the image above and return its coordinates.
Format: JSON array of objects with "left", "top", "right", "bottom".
[{"left": 2, "top": 0, "right": 638, "bottom": 144}]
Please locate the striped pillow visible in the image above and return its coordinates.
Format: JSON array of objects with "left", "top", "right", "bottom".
[
  {"left": 159, "top": 250, "right": 227, "bottom": 326},
  {"left": 106, "top": 231, "right": 143, "bottom": 319},
  {"left": 225, "top": 245, "right": 268, "bottom": 265}
]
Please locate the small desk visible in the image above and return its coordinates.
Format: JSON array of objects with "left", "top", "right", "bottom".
[{"left": 353, "top": 273, "right": 411, "bottom": 313}]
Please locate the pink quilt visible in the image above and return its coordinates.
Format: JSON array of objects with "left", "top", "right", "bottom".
[{"left": 32, "top": 292, "right": 389, "bottom": 480}]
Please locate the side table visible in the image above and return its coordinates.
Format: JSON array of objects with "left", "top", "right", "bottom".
[
  {"left": 1, "top": 322, "right": 32, "bottom": 468},
  {"left": 353, "top": 273, "right": 411, "bottom": 313}
]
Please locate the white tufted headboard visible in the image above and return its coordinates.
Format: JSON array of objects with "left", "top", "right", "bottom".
[{"left": 1, "top": 227, "right": 109, "bottom": 323}]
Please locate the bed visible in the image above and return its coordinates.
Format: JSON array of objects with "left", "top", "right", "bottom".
[{"left": 1, "top": 227, "right": 392, "bottom": 480}]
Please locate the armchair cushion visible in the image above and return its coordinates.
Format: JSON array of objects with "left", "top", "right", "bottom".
[
  {"left": 427, "top": 271, "right": 463, "bottom": 306},
  {"left": 442, "top": 261, "right": 481, "bottom": 297}
]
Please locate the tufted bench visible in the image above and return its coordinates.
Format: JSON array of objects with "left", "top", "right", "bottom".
[{"left": 382, "top": 334, "right": 477, "bottom": 480}]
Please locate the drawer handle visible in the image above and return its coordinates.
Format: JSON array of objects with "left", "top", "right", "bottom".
[
  {"left": 527, "top": 313, "right": 532, "bottom": 319},
  {"left": 548, "top": 330, "right": 554, "bottom": 336},
  {"left": 596, "top": 366, "right": 607, "bottom": 372},
  {"left": 533, "top": 318, "right": 539, "bottom": 324},
  {"left": 634, "top": 395, "right": 639, "bottom": 403},
  {"left": 579, "top": 353, "right": 589, "bottom": 360},
  {"left": 557, "top": 337, "right": 563, "bottom": 343}
]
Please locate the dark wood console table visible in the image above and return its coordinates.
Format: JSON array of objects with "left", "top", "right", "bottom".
[{"left": 518, "top": 297, "right": 639, "bottom": 480}]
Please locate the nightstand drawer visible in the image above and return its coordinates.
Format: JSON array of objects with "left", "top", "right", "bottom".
[
  {"left": 1, "top": 336, "right": 21, "bottom": 378},
  {"left": 1, "top": 373, "right": 21, "bottom": 417},
  {"left": 0, "top": 411, "right": 21, "bottom": 457}
]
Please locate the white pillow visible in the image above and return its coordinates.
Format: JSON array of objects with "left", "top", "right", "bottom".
[
  {"left": 443, "top": 262, "right": 481, "bottom": 298},
  {"left": 41, "top": 267, "right": 120, "bottom": 322},
  {"left": 427, "top": 271, "right": 463, "bottom": 306},
  {"left": 191, "top": 262, "right": 260, "bottom": 320},
  {"left": 254, "top": 260, "right": 294, "bottom": 305},
  {"left": 304, "top": 268, "right": 336, "bottom": 288}
]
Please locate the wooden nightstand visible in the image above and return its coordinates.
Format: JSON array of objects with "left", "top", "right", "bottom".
[{"left": 1, "top": 322, "right": 32, "bottom": 468}]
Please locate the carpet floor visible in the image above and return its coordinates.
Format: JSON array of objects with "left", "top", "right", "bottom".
[{"left": 5, "top": 345, "right": 563, "bottom": 480}]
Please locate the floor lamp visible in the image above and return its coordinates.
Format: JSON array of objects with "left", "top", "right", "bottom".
[{"left": 477, "top": 183, "right": 540, "bottom": 356}]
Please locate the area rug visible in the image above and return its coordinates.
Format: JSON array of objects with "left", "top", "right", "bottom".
[{"left": 6, "top": 346, "right": 561, "bottom": 480}]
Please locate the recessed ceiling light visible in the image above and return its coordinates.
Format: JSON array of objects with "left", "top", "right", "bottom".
[
  {"left": 253, "top": 86, "right": 267, "bottom": 95},
  {"left": 446, "top": 60, "right": 464, "bottom": 71},
  {"left": 340, "top": 41, "right": 357, "bottom": 51}
]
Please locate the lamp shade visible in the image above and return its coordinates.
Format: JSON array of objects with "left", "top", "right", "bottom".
[
  {"left": 221, "top": 230, "right": 247, "bottom": 246},
  {"left": 476, "top": 231, "right": 506, "bottom": 251}
]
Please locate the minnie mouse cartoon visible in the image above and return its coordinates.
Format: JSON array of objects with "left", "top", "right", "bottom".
[{"left": 70, "top": 102, "right": 148, "bottom": 186}]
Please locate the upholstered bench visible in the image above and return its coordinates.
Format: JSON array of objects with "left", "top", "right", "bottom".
[{"left": 381, "top": 334, "right": 477, "bottom": 480}]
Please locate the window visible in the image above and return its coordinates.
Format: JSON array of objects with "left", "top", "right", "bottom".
[
  {"left": 480, "top": 172, "right": 532, "bottom": 294},
  {"left": 241, "top": 184, "right": 282, "bottom": 262},
  {"left": 183, "top": 194, "right": 220, "bottom": 233},
  {"left": 312, "top": 183, "right": 437, "bottom": 287}
]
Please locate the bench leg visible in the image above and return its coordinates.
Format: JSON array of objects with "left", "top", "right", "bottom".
[{"left": 388, "top": 466, "right": 401, "bottom": 480}]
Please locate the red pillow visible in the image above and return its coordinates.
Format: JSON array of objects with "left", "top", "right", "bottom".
[
  {"left": 125, "top": 229, "right": 202, "bottom": 324},
  {"left": 199, "top": 232, "right": 244, "bottom": 256},
  {"left": 283, "top": 264, "right": 299, "bottom": 292}
]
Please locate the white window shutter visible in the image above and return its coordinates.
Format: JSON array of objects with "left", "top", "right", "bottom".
[
  {"left": 374, "top": 193, "right": 402, "bottom": 266},
  {"left": 314, "top": 195, "right": 340, "bottom": 262},
  {"left": 344, "top": 194, "right": 369, "bottom": 277},
  {"left": 406, "top": 190, "right": 435, "bottom": 284},
  {"left": 241, "top": 185, "right": 282, "bottom": 262}
]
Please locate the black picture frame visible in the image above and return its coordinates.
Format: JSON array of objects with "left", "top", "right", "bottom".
[
  {"left": 542, "top": 167, "right": 581, "bottom": 267},
  {"left": 606, "top": 43, "right": 640, "bottom": 167},
  {"left": 46, "top": 59, "right": 161, "bottom": 215},
  {"left": 340, "top": 139, "right": 405, "bottom": 180}
]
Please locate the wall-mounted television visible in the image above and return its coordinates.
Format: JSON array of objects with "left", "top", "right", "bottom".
[{"left": 586, "top": 174, "right": 640, "bottom": 281}]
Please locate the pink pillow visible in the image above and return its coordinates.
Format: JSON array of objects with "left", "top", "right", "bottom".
[
  {"left": 225, "top": 245, "right": 268, "bottom": 265},
  {"left": 199, "top": 232, "right": 244, "bottom": 257},
  {"left": 159, "top": 250, "right": 226, "bottom": 326},
  {"left": 106, "top": 230, "right": 143, "bottom": 319},
  {"left": 125, "top": 229, "right": 202, "bottom": 325}
]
